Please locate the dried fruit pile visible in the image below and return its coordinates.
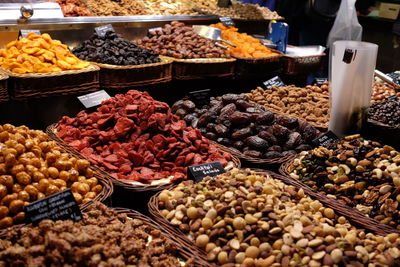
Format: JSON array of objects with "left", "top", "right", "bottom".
[
  {"left": 289, "top": 134, "right": 400, "bottom": 229},
  {"left": 0, "top": 33, "right": 90, "bottom": 74},
  {"left": 0, "top": 203, "right": 193, "bottom": 266},
  {"left": 136, "top": 21, "right": 228, "bottom": 59},
  {"left": 158, "top": 169, "right": 400, "bottom": 266},
  {"left": 54, "top": 0, "right": 92, "bottom": 16},
  {"left": 372, "top": 82, "right": 400, "bottom": 102},
  {"left": 172, "top": 94, "right": 319, "bottom": 160},
  {"left": 57, "top": 90, "right": 232, "bottom": 185},
  {"left": 0, "top": 124, "right": 102, "bottom": 229},
  {"left": 198, "top": 3, "right": 282, "bottom": 20},
  {"left": 73, "top": 30, "right": 160, "bottom": 66},
  {"left": 246, "top": 86, "right": 330, "bottom": 127},
  {"left": 86, "top": 0, "right": 145, "bottom": 16},
  {"left": 210, "top": 23, "right": 280, "bottom": 58},
  {"left": 368, "top": 98, "right": 400, "bottom": 126}
]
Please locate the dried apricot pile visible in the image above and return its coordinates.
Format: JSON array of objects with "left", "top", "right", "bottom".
[
  {"left": 210, "top": 23, "right": 280, "bottom": 58},
  {"left": 0, "top": 32, "right": 89, "bottom": 74}
]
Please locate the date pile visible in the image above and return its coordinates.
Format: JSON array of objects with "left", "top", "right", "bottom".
[
  {"left": 289, "top": 134, "right": 400, "bottom": 229},
  {"left": 172, "top": 94, "right": 319, "bottom": 160},
  {"left": 0, "top": 203, "right": 193, "bottom": 266},
  {"left": 136, "top": 21, "right": 227, "bottom": 59},
  {"left": 0, "top": 124, "right": 103, "bottom": 229},
  {"left": 158, "top": 169, "right": 400, "bottom": 266},
  {"left": 57, "top": 90, "right": 232, "bottom": 185},
  {"left": 73, "top": 30, "right": 160, "bottom": 66},
  {"left": 246, "top": 86, "right": 330, "bottom": 127},
  {"left": 368, "top": 98, "right": 400, "bottom": 127}
]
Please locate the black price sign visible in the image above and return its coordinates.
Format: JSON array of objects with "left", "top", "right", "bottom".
[
  {"left": 188, "top": 162, "right": 225, "bottom": 182},
  {"left": 188, "top": 89, "right": 211, "bottom": 108},
  {"left": 387, "top": 95, "right": 398, "bottom": 101},
  {"left": 78, "top": 90, "right": 111, "bottom": 109},
  {"left": 263, "top": 76, "right": 285, "bottom": 89},
  {"left": 219, "top": 17, "right": 235, "bottom": 27},
  {"left": 95, "top": 24, "right": 114, "bottom": 37},
  {"left": 25, "top": 189, "right": 82, "bottom": 224},
  {"left": 312, "top": 130, "right": 339, "bottom": 148},
  {"left": 314, "top": 78, "right": 328, "bottom": 86},
  {"left": 217, "top": 0, "right": 231, "bottom": 7},
  {"left": 18, "top": 29, "right": 41, "bottom": 38}
]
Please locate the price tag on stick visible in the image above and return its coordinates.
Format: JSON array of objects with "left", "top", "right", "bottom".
[
  {"left": 188, "top": 162, "right": 225, "bottom": 182},
  {"left": 219, "top": 17, "right": 235, "bottom": 27},
  {"left": 78, "top": 90, "right": 111, "bottom": 109},
  {"left": 95, "top": 24, "right": 114, "bottom": 37},
  {"left": 24, "top": 189, "right": 82, "bottom": 224},
  {"left": 18, "top": 29, "right": 41, "bottom": 38},
  {"left": 312, "top": 130, "right": 339, "bottom": 148},
  {"left": 263, "top": 76, "right": 285, "bottom": 89}
]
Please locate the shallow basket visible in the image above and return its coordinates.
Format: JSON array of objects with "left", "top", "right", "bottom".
[
  {"left": 0, "top": 71, "right": 9, "bottom": 102},
  {"left": 94, "top": 56, "right": 173, "bottom": 89},
  {"left": 47, "top": 124, "right": 241, "bottom": 192},
  {"left": 3, "top": 64, "right": 100, "bottom": 100},
  {"left": 279, "top": 158, "right": 400, "bottom": 235},
  {"left": 283, "top": 53, "right": 325, "bottom": 76},
  {"left": 364, "top": 118, "right": 400, "bottom": 149},
  {"left": 234, "top": 52, "right": 282, "bottom": 79},
  {"left": 169, "top": 57, "right": 236, "bottom": 80}
]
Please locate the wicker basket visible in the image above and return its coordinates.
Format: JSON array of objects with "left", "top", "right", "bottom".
[
  {"left": 47, "top": 124, "right": 241, "bottom": 192},
  {"left": 169, "top": 57, "right": 236, "bottom": 80},
  {"left": 283, "top": 53, "right": 325, "bottom": 75},
  {"left": 279, "top": 159, "right": 400, "bottom": 235},
  {"left": 234, "top": 52, "right": 282, "bottom": 79},
  {"left": 0, "top": 71, "right": 9, "bottom": 102},
  {"left": 364, "top": 118, "right": 400, "bottom": 149},
  {"left": 94, "top": 56, "right": 173, "bottom": 89},
  {"left": 4, "top": 65, "right": 100, "bottom": 100}
]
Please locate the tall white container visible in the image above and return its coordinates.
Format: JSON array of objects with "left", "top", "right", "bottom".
[{"left": 329, "top": 40, "right": 378, "bottom": 137}]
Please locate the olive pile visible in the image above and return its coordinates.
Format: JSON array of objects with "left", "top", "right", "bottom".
[
  {"left": 368, "top": 98, "right": 400, "bottom": 126},
  {"left": 0, "top": 124, "right": 102, "bottom": 229},
  {"left": 73, "top": 30, "right": 160, "bottom": 66},
  {"left": 172, "top": 94, "right": 319, "bottom": 159}
]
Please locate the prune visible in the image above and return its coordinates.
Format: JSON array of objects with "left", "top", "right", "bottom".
[
  {"left": 267, "top": 145, "right": 282, "bottom": 152},
  {"left": 229, "top": 112, "right": 251, "bottom": 125},
  {"left": 197, "top": 112, "right": 213, "bottom": 127},
  {"left": 233, "top": 141, "right": 245, "bottom": 150},
  {"left": 295, "top": 144, "right": 313, "bottom": 153},
  {"left": 217, "top": 138, "right": 232, "bottom": 146},
  {"left": 302, "top": 124, "right": 318, "bottom": 142},
  {"left": 271, "top": 124, "right": 290, "bottom": 139},
  {"left": 183, "top": 114, "right": 196, "bottom": 124},
  {"left": 209, "top": 101, "right": 224, "bottom": 114},
  {"left": 221, "top": 94, "right": 246, "bottom": 103},
  {"left": 264, "top": 151, "right": 282, "bottom": 158},
  {"left": 182, "top": 100, "right": 196, "bottom": 112},
  {"left": 205, "top": 132, "right": 217, "bottom": 140},
  {"left": 258, "top": 131, "right": 278, "bottom": 144},
  {"left": 235, "top": 100, "right": 254, "bottom": 110},
  {"left": 284, "top": 132, "right": 302, "bottom": 150},
  {"left": 256, "top": 111, "right": 275, "bottom": 125},
  {"left": 171, "top": 100, "right": 184, "bottom": 113},
  {"left": 175, "top": 109, "right": 187, "bottom": 117},
  {"left": 206, "top": 123, "right": 217, "bottom": 132},
  {"left": 231, "top": 128, "right": 252, "bottom": 140},
  {"left": 275, "top": 115, "right": 299, "bottom": 129},
  {"left": 244, "top": 150, "right": 262, "bottom": 158},
  {"left": 214, "top": 124, "right": 229, "bottom": 137},
  {"left": 245, "top": 136, "right": 269, "bottom": 150},
  {"left": 220, "top": 103, "right": 237, "bottom": 117}
]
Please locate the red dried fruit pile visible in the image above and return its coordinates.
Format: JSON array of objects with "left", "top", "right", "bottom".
[{"left": 57, "top": 90, "right": 232, "bottom": 184}]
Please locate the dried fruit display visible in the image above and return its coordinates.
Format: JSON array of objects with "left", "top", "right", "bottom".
[
  {"left": 172, "top": 94, "right": 319, "bottom": 160},
  {"left": 198, "top": 3, "right": 282, "bottom": 20},
  {"left": 73, "top": 30, "right": 160, "bottom": 66},
  {"left": 289, "top": 134, "right": 400, "bottom": 229},
  {"left": 0, "top": 124, "right": 103, "bottom": 229},
  {"left": 210, "top": 23, "right": 280, "bottom": 58},
  {"left": 246, "top": 86, "right": 330, "bottom": 127},
  {"left": 0, "top": 33, "right": 90, "bottom": 74},
  {"left": 57, "top": 90, "right": 232, "bottom": 185},
  {"left": 368, "top": 98, "right": 400, "bottom": 127},
  {"left": 157, "top": 168, "right": 400, "bottom": 266},
  {"left": 53, "top": 0, "right": 92, "bottom": 16},
  {"left": 372, "top": 82, "right": 400, "bottom": 102},
  {"left": 0, "top": 203, "right": 194, "bottom": 266},
  {"left": 86, "top": 0, "right": 146, "bottom": 16},
  {"left": 136, "top": 21, "right": 228, "bottom": 59}
]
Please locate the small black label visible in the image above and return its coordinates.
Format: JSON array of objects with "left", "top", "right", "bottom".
[
  {"left": 18, "top": 29, "right": 41, "bottom": 38},
  {"left": 342, "top": 48, "right": 356, "bottom": 64},
  {"left": 188, "top": 162, "right": 225, "bottom": 182},
  {"left": 78, "top": 90, "right": 111, "bottom": 109},
  {"left": 312, "top": 130, "right": 339, "bottom": 147},
  {"left": 263, "top": 76, "right": 285, "bottom": 89},
  {"left": 218, "top": 0, "right": 231, "bottom": 7},
  {"left": 387, "top": 95, "right": 399, "bottom": 101},
  {"left": 314, "top": 78, "right": 328, "bottom": 86},
  {"left": 188, "top": 89, "right": 211, "bottom": 108},
  {"left": 219, "top": 17, "right": 235, "bottom": 27},
  {"left": 25, "top": 189, "right": 82, "bottom": 224},
  {"left": 95, "top": 24, "right": 114, "bottom": 37}
]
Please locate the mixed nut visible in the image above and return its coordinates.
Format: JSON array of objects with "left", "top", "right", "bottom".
[
  {"left": 86, "top": 0, "right": 145, "bottom": 16},
  {"left": 158, "top": 168, "right": 400, "bottom": 266},
  {"left": 0, "top": 124, "right": 103, "bottom": 229},
  {"left": 368, "top": 98, "right": 400, "bottom": 127},
  {"left": 0, "top": 202, "right": 193, "bottom": 266},
  {"left": 172, "top": 94, "right": 319, "bottom": 160},
  {"left": 289, "top": 134, "right": 400, "bottom": 229}
]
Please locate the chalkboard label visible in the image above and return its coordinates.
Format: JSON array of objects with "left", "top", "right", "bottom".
[
  {"left": 218, "top": 0, "right": 231, "bottom": 7},
  {"left": 312, "top": 130, "right": 339, "bottom": 147},
  {"left": 219, "top": 17, "right": 235, "bottom": 27},
  {"left": 263, "top": 76, "right": 285, "bottom": 89},
  {"left": 25, "top": 189, "right": 82, "bottom": 224},
  {"left": 387, "top": 95, "right": 398, "bottom": 101},
  {"left": 78, "top": 90, "right": 111, "bottom": 109},
  {"left": 18, "top": 29, "right": 41, "bottom": 38},
  {"left": 188, "top": 89, "right": 211, "bottom": 108},
  {"left": 95, "top": 24, "right": 114, "bottom": 37},
  {"left": 188, "top": 162, "right": 225, "bottom": 182},
  {"left": 314, "top": 78, "right": 328, "bottom": 86}
]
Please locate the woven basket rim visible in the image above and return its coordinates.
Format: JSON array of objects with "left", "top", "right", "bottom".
[
  {"left": 0, "top": 70, "right": 9, "bottom": 80},
  {"left": 367, "top": 118, "right": 400, "bottom": 130},
  {"left": 165, "top": 56, "right": 236, "bottom": 63},
  {"left": 0, "top": 64, "right": 99, "bottom": 78},
  {"left": 92, "top": 56, "right": 173, "bottom": 70}
]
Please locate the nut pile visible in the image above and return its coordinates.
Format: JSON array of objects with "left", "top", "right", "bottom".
[
  {"left": 0, "top": 33, "right": 89, "bottom": 74},
  {"left": 158, "top": 168, "right": 400, "bottom": 266},
  {"left": 86, "top": 0, "right": 145, "bottom": 16},
  {"left": 143, "top": 0, "right": 198, "bottom": 15},
  {"left": 0, "top": 124, "right": 103, "bottom": 229},
  {"left": 172, "top": 94, "right": 319, "bottom": 160},
  {"left": 198, "top": 3, "right": 282, "bottom": 20},
  {"left": 246, "top": 86, "right": 330, "bottom": 127},
  {"left": 290, "top": 134, "right": 400, "bottom": 229},
  {"left": 57, "top": 90, "right": 232, "bottom": 185},
  {"left": 368, "top": 98, "right": 400, "bottom": 126},
  {"left": 73, "top": 30, "right": 160, "bottom": 66},
  {"left": 136, "top": 21, "right": 227, "bottom": 59},
  {"left": 372, "top": 82, "right": 400, "bottom": 102},
  {"left": 0, "top": 203, "right": 193, "bottom": 266},
  {"left": 54, "top": 0, "right": 92, "bottom": 16}
]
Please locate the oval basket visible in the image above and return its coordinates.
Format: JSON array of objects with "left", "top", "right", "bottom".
[
  {"left": 47, "top": 124, "right": 241, "bottom": 192},
  {"left": 93, "top": 56, "right": 173, "bottom": 89},
  {"left": 279, "top": 158, "right": 400, "bottom": 235},
  {"left": 234, "top": 52, "right": 282, "bottom": 79}
]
